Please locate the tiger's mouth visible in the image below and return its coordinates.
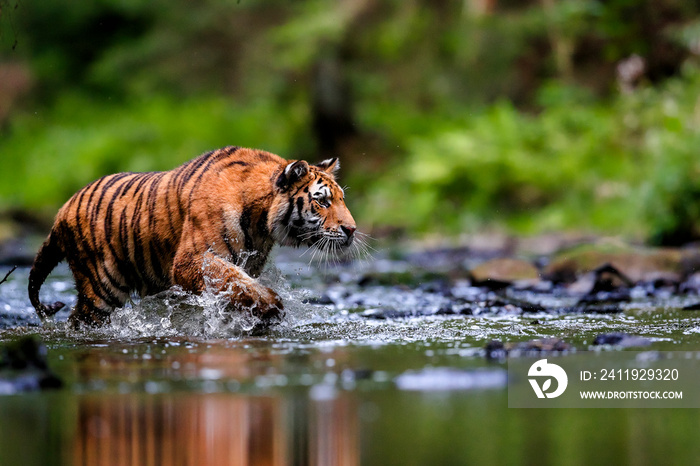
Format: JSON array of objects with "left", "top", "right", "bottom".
[{"left": 301, "top": 229, "right": 352, "bottom": 250}]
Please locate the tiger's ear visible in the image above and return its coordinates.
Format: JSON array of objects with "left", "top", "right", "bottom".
[
  {"left": 315, "top": 158, "right": 340, "bottom": 175},
  {"left": 276, "top": 160, "right": 310, "bottom": 191}
]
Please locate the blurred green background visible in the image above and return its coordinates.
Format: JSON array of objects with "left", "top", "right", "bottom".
[{"left": 1, "top": 0, "right": 700, "bottom": 244}]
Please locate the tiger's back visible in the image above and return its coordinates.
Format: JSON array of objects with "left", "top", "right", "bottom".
[{"left": 29, "top": 146, "right": 358, "bottom": 328}]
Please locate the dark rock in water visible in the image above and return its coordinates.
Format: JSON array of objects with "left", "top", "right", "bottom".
[
  {"left": 569, "top": 304, "right": 623, "bottom": 314},
  {"left": 303, "top": 294, "right": 335, "bottom": 305},
  {"left": 360, "top": 308, "right": 417, "bottom": 319},
  {"left": 593, "top": 332, "right": 652, "bottom": 348},
  {"left": 0, "top": 335, "right": 63, "bottom": 394},
  {"left": 484, "top": 340, "right": 508, "bottom": 361},
  {"left": 436, "top": 303, "right": 473, "bottom": 316},
  {"left": 501, "top": 297, "right": 547, "bottom": 313},
  {"left": 588, "top": 263, "right": 633, "bottom": 292},
  {"left": 680, "top": 273, "right": 700, "bottom": 294},
  {"left": 574, "top": 264, "right": 632, "bottom": 304},
  {"left": 485, "top": 338, "right": 571, "bottom": 360}
]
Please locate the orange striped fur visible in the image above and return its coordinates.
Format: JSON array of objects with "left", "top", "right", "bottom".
[{"left": 28, "top": 146, "right": 356, "bottom": 328}]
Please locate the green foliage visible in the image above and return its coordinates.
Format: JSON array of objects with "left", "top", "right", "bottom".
[{"left": 357, "top": 66, "right": 700, "bottom": 242}]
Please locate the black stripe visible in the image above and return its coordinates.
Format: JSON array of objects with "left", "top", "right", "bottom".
[
  {"left": 239, "top": 206, "right": 254, "bottom": 251},
  {"left": 129, "top": 191, "right": 148, "bottom": 286},
  {"left": 256, "top": 151, "right": 274, "bottom": 161},
  {"left": 63, "top": 230, "right": 120, "bottom": 308},
  {"left": 71, "top": 183, "right": 108, "bottom": 299},
  {"left": 219, "top": 160, "right": 248, "bottom": 171},
  {"left": 148, "top": 240, "right": 165, "bottom": 286},
  {"left": 185, "top": 150, "right": 230, "bottom": 209},
  {"left": 103, "top": 173, "right": 137, "bottom": 242},
  {"left": 126, "top": 173, "right": 156, "bottom": 283},
  {"left": 118, "top": 209, "right": 138, "bottom": 286},
  {"left": 281, "top": 200, "right": 294, "bottom": 226},
  {"left": 146, "top": 172, "right": 167, "bottom": 231},
  {"left": 99, "top": 263, "right": 129, "bottom": 295},
  {"left": 72, "top": 184, "right": 93, "bottom": 254},
  {"left": 90, "top": 173, "right": 131, "bottom": 229},
  {"left": 90, "top": 173, "right": 131, "bottom": 253},
  {"left": 291, "top": 181, "right": 310, "bottom": 198},
  {"left": 132, "top": 172, "right": 157, "bottom": 195},
  {"left": 176, "top": 150, "right": 214, "bottom": 193},
  {"left": 163, "top": 173, "right": 178, "bottom": 239},
  {"left": 257, "top": 209, "right": 269, "bottom": 239},
  {"left": 145, "top": 173, "right": 170, "bottom": 284},
  {"left": 120, "top": 172, "right": 146, "bottom": 197},
  {"left": 84, "top": 176, "right": 110, "bottom": 228},
  {"left": 169, "top": 167, "right": 186, "bottom": 225},
  {"left": 103, "top": 175, "right": 138, "bottom": 290}
]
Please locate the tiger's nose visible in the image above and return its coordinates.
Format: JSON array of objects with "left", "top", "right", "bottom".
[{"left": 341, "top": 225, "right": 356, "bottom": 239}]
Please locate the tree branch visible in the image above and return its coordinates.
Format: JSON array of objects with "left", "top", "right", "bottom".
[{"left": 0, "top": 265, "right": 17, "bottom": 286}]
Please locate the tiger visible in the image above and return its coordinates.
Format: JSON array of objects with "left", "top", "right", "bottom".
[{"left": 28, "top": 146, "right": 358, "bottom": 328}]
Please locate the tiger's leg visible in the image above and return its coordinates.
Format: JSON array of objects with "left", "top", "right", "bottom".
[
  {"left": 67, "top": 270, "right": 119, "bottom": 329},
  {"left": 68, "top": 297, "right": 112, "bottom": 329},
  {"left": 172, "top": 250, "right": 283, "bottom": 320}
]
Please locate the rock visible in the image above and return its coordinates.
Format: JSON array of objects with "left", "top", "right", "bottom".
[
  {"left": 469, "top": 258, "right": 540, "bottom": 289},
  {"left": 0, "top": 335, "right": 63, "bottom": 394},
  {"left": 544, "top": 244, "right": 684, "bottom": 284},
  {"left": 570, "top": 304, "right": 624, "bottom": 314},
  {"left": 360, "top": 308, "right": 417, "bottom": 319},
  {"left": 485, "top": 338, "right": 572, "bottom": 360},
  {"left": 592, "top": 332, "right": 652, "bottom": 348},
  {"left": 303, "top": 294, "right": 335, "bottom": 305},
  {"left": 680, "top": 272, "right": 700, "bottom": 294},
  {"left": 484, "top": 340, "right": 508, "bottom": 361},
  {"left": 574, "top": 264, "right": 632, "bottom": 304}
]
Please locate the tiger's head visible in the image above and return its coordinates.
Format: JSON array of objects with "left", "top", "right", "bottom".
[{"left": 272, "top": 158, "right": 361, "bottom": 258}]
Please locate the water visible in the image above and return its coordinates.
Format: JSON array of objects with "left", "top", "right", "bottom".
[{"left": 1, "top": 248, "right": 700, "bottom": 465}]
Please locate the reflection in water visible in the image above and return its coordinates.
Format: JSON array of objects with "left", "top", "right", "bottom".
[{"left": 73, "top": 392, "right": 358, "bottom": 466}]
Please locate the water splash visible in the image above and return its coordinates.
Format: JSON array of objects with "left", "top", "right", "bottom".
[{"left": 105, "top": 265, "right": 330, "bottom": 339}]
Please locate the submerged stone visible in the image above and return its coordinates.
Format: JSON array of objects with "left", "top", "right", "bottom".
[
  {"left": 303, "top": 294, "right": 335, "bottom": 305},
  {"left": 0, "top": 335, "right": 62, "bottom": 394},
  {"left": 592, "top": 332, "right": 652, "bottom": 348},
  {"left": 485, "top": 338, "right": 572, "bottom": 360}
]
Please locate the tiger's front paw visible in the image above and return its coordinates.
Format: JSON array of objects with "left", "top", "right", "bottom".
[
  {"left": 253, "top": 287, "right": 285, "bottom": 322},
  {"left": 234, "top": 285, "right": 284, "bottom": 323}
]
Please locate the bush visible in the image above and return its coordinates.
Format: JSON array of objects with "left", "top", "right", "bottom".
[{"left": 356, "top": 65, "right": 700, "bottom": 244}]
